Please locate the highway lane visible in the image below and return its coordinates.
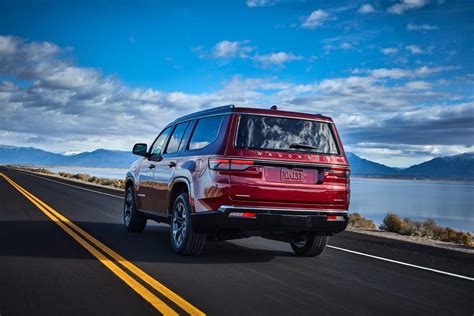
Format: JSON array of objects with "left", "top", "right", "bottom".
[{"left": 0, "top": 167, "right": 473, "bottom": 315}]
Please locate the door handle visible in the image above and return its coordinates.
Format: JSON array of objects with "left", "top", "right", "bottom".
[
  {"left": 149, "top": 164, "right": 155, "bottom": 169},
  {"left": 168, "top": 161, "right": 176, "bottom": 168}
]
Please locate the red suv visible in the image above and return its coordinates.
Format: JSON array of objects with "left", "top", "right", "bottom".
[{"left": 124, "top": 105, "right": 350, "bottom": 256}]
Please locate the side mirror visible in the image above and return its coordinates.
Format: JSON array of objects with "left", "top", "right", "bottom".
[{"left": 132, "top": 143, "right": 148, "bottom": 157}]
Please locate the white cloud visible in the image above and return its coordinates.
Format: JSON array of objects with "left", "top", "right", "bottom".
[
  {"left": 366, "top": 66, "right": 454, "bottom": 79},
  {"left": 405, "top": 45, "right": 423, "bottom": 54},
  {"left": 253, "top": 52, "right": 303, "bottom": 68},
  {"left": 388, "top": 0, "right": 429, "bottom": 14},
  {"left": 301, "top": 10, "right": 329, "bottom": 29},
  {"left": 324, "top": 42, "right": 353, "bottom": 53},
  {"left": 199, "top": 40, "right": 303, "bottom": 68},
  {"left": 357, "top": 4, "right": 376, "bottom": 14},
  {"left": 405, "top": 81, "right": 432, "bottom": 90},
  {"left": 246, "top": 0, "right": 276, "bottom": 7},
  {"left": 407, "top": 22, "right": 439, "bottom": 31},
  {"left": 381, "top": 47, "right": 398, "bottom": 55},
  {"left": 211, "top": 40, "right": 254, "bottom": 59},
  {"left": 340, "top": 42, "right": 353, "bottom": 49}
]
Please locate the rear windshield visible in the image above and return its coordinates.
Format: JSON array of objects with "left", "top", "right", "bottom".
[{"left": 235, "top": 114, "right": 339, "bottom": 155}]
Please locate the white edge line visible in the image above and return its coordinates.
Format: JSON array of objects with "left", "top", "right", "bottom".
[
  {"left": 15, "top": 170, "right": 123, "bottom": 199},
  {"left": 327, "top": 245, "right": 474, "bottom": 281},
  {"left": 8, "top": 169, "right": 474, "bottom": 282}
]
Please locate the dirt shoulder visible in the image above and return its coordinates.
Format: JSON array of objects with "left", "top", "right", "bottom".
[{"left": 346, "top": 227, "right": 474, "bottom": 254}]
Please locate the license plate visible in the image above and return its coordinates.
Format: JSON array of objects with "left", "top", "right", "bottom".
[{"left": 280, "top": 169, "right": 304, "bottom": 182}]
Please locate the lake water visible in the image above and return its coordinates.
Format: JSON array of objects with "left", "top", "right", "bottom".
[
  {"left": 350, "top": 178, "right": 474, "bottom": 233},
  {"left": 45, "top": 167, "right": 474, "bottom": 233},
  {"left": 46, "top": 167, "right": 128, "bottom": 180}
]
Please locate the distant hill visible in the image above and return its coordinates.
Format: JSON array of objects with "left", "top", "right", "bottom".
[
  {"left": 65, "top": 149, "right": 137, "bottom": 168},
  {"left": 1, "top": 145, "right": 473, "bottom": 179},
  {"left": 346, "top": 152, "right": 399, "bottom": 176},
  {"left": 0, "top": 145, "right": 136, "bottom": 168},
  {"left": 400, "top": 152, "right": 474, "bottom": 179},
  {"left": 0, "top": 145, "right": 65, "bottom": 166}
]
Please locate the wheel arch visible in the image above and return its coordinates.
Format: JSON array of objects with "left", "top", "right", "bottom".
[
  {"left": 124, "top": 175, "right": 137, "bottom": 202},
  {"left": 169, "top": 178, "right": 192, "bottom": 214}
]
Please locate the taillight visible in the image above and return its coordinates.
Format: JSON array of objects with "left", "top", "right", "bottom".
[
  {"left": 327, "top": 215, "right": 345, "bottom": 221},
  {"left": 209, "top": 158, "right": 254, "bottom": 171},
  {"left": 229, "top": 212, "right": 256, "bottom": 218},
  {"left": 326, "top": 168, "right": 350, "bottom": 178}
]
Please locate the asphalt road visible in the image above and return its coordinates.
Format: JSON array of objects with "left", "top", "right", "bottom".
[{"left": 0, "top": 167, "right": 472, "bottom": 315}]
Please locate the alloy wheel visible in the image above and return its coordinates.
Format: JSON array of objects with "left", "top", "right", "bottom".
[
  {"left": 124, "top": 190, "right": 133, "bottom": 226},
  {"left": 172, "top": 202, "right": 187, "bottom": 247}
]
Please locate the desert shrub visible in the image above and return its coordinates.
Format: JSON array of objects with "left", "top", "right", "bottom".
[
  {"left": 399, "top": 219, "right": 421, "bottom": 236},
  {"left": 436, "top": 227, "right": 472, "bottom": 246},
  {"left": 419, "top": 219, "right": 437, "bottom": 238},
  {"left": 93, "top": 178, "right": 124, "bottom": 189},
  {"left": 348, "top": 213, "right": 377, "bottom": 230},
  {"left": 97, "top": 178, "right": 114, "bottom": 185},
  {"left": 112, "top": 180, "right": 125, "bottom": 189},
  {"left": 30, "top": 168, "right": 53, "bottom": 174},
  {"left": 72, "top": 173, "right": 90, "bottom": 181},
  {"left": 87, "top": 176, "right": 98, "bottom": 183},
  {"left": 388, "top": 216, "right": 472, "bottom": 246},
  {"left": 380, "top": 213, "right": 406, "bottom": 233}
]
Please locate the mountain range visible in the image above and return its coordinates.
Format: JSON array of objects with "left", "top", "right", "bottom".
[{"left": 1, "top": 145, "right": 473, "bottom": 180}]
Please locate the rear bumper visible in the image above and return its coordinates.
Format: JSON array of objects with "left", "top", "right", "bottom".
[{"left": 191, "top": 205, "right": 348, "bottom": 235}]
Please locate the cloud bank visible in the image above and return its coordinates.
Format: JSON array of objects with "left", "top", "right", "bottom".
[{"left": 0, "top": 36, "right": 472, "bottom": 166}]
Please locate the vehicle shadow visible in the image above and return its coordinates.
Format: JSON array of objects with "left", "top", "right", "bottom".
[{"left": 0, "top": 220, "right": 292, "bottom": 263}]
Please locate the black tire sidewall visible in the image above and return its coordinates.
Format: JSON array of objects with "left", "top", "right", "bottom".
[
  {"left": 170, "top": 193, "right": 192, "bottom": 253},
  {"left": 291, "top": 235, "right": 328, "bottom": 257},
  {"left": 124, "top": 186, "right": 146, "bottom": 232},
  {"left": 123, "top": 187, "right": 134, "bottom": 228}
]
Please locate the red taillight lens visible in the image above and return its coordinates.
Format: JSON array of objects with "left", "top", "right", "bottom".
[
  {"left": 327, "top": 168, "right": 350, "bottom": 178},
  {"left": 327, "top": 215, "right": 345, "bottom": 221},
  {"left": 208, "top": 158, "right": 230, "bottom": 170},
  {"left": 229, "top": 212, "right": 257, "bottom": 218},
  {"left": 209, "top": 158, "right": 254, "bottom": 171}
]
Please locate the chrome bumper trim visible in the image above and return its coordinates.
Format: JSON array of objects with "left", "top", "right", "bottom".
[{"left": 217, "top": 205, "right": 348, "bottom": 213}]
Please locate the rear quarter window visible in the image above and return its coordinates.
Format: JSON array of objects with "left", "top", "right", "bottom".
[{"left": 188, "top": 115, "right": 224, "bottom": 150}]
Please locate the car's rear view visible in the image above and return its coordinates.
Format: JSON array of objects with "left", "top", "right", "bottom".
[
  {"left": 228, "top": 112, "right": 349, "bottom": 209},
  {"left": 200, "top": 107, "right": 350, "bottom": 256}
]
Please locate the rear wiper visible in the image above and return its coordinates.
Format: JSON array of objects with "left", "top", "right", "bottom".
[{"left": 289, "top": 143, "right": 319, "bottom": 150}]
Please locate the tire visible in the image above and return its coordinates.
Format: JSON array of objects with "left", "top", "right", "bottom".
[
  {"left": 123, "top": 186, "right": 147, "bottom": 232},
  {"left": 170, "top": 193, "right": 206, "bottom": 255},
  {"left": 290, "top": 235, "right": 328, "bottom": 257}
]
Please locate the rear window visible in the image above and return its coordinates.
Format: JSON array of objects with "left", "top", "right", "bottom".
[{"left": 235, "top": 114, "right": 339, "bottom": 155}]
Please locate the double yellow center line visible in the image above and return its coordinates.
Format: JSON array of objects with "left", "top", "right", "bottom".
[{"left": 0, "top": 173, "right": 205, "bottom": 316}]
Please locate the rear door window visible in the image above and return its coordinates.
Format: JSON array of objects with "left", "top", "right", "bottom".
[
  {"left": 235, "top": 114, "right": 339, "bottom": 155},
  {"left": 188, "top": 116, "right": 223, "bottom": 150}
]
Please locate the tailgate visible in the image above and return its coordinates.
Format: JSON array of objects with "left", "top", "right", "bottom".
[{"left": 229, "top": 163, "right": 348, "bottom": 205}]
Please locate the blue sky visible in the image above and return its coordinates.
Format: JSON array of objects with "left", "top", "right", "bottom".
[{"left": 0, "top": 0, "right": 473, "bottom": 167}]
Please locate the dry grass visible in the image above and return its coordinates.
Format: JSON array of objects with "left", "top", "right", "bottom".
[
  {"left": 58, "top": 172, "right": 125, "bottom": 189},
  {"left": 348, "top": 213, "right": 377, "bottom": 230},
  {"left": 7, "top": 165, "right": 54, "bottom": 174},
  {"left": 380, "top": 213, "right": 472, "bottom": 246},
  {"left": 9, "top": 165, "right": 124, "bottom": 189}
]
